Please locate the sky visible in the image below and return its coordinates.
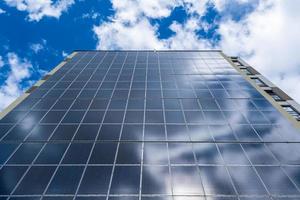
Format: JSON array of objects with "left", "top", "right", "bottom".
[{"left": 0, "top": 0, "right": 299, "bottom": 110}]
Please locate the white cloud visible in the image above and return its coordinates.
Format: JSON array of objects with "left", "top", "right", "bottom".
[
  {"left": 82, "top": 11, "right": 100, "bottom": 20},
  {"left": 165, "top": 17, "right": 213, "bottom": 49},
  {"left": 94, "top": 0, "right": 300, "bottom": 102},
  {"left": 62, "top": 51, "right": 68, "bottom": 57},
  {"left": 218, "top": 0, "right": 300, "bottom": 103},
  {"left": 30, "top": 39, "right": 47, "bottom": 53},
  {"left": 0, "top": 8, "right": 6, "bottom": 14},
  {"left": 94, "top": 19, "right": 165, "bottom": 50},
  {"left": 0, "top": 53, "right": 33, "bottom": 110},
  {"left": 4, "top": 0, "right": 74, "bottom": 21},
  {"left": 111, "top": 0, "right": 179, "bottom": 23},
  {"left": 0, "top": 56, "right": 4, "bottom": 68},
  {"left": 93, "top": 0, "right": 213, "bottom": 50}
]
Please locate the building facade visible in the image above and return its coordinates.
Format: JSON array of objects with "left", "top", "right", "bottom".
[{"left": 0, "top": 50, "right": 300, "bottom": 199}]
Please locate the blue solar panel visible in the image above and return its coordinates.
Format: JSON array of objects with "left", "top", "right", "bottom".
[{"left": 0, "top": 50, "right": 300, "bottom": 199}]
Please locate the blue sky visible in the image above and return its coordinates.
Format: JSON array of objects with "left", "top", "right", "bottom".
[{"left": 0, "top": 0, "right": 300, "bottom": 110}]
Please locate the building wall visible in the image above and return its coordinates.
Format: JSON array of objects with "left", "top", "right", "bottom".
[{"left": 0, "top": 50, "right": 300, "bottom": 199}]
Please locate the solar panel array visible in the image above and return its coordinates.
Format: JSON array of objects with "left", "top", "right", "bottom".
[{"left": 1, "top": 50, "right": 300, "bottom": 200}]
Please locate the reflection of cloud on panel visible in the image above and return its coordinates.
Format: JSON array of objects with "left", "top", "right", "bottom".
[{"left": 171, "top": 166, "right": 204, "bottom": 195}]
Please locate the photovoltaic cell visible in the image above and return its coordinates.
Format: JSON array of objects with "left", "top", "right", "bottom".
[{"left": 0, "top": 50, "right": 300, "bottom": 199}]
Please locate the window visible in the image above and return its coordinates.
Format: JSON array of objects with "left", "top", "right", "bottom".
[
  {"left": 266, "top": 90, "right": 282, "bottom": 101},
  {"left": 240, "top": 68, "right": 252, "bottom": 75},
  {"left": 282, "top": 105, "right": 300, "bottom": 121},
  {"left": 251, "top": 78, "right": 267, "bottom": 87},
  {"left": 232, "top": 59, "right": 243, "bottom": 67}
]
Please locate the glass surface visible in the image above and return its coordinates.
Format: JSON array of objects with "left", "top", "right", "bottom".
[
  {"left": 98, "top": 124, "right": 121, "bottom": 140},
  {"left": 142, "top": 166, "right": 172, "bottom": 194},
  {"left": 50, "top": 124, "right": 78, "bottom": 141},
  {"left": 35, "top": 143, "right": 68, "bottom": 164},
  {"left": 117, "top": 143, "right": 142, "bottom": 164},
  {"left": 62, "top": 143, "right": 93, "bottom": 164},
  {"left": 169, "top": 143, "right": 195, "bottom": 164},
  {"left": 110, "top": 166, "right": 140, "bottom": 194},
  {"left": 121, "top": 124, "right": 143, "bottom": 140},
  {"left": 0, "top": 143, "right": 18, "bottom": 164},
  {"left": 0, "top": 166, "right": 27, "bottom": 195},
  {"left": 89, "top": 142, "right": 117, "bottom": 164},
  {"left": 171, "top": 166, "right": 204, "bottom": 195},
  {"left": 1, "top": 51, "right": 300, "bottom": 199},
  {"left": 144, "top": 143, "right": 168, "bottom": 164},
  {"left": 199, "top": 166, "right": 236, "bottom": 195},
  {"left": 8, "top": 143, "right": 43, "bottom": 164},
  {"left": 46, "top": 166, "right": 84, "bottom": 194},
  {"left": 228, "top": 166, "right": 267, "bottom": 195},
  {"left": 255, "top": 166, "right": 299, "bottom": 195},
  {"left": 78, "top": 166, "right": 112, "bottom": 194},
  {"left": 14, "top": 166, "right": 56, "bottom": 194},
  {"left": 144, "top": 125, "right": 165, "bottom": 141},
  {"left": 26, "top": 124, "right": 56, "bottom": 141},
  {"left": 74, "top": 124, "right": 99, "bottom": 140}
]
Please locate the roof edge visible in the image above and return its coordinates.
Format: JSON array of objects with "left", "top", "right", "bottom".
[
  {"left": 73, "top": 49, "right": 222, "bottom": 52},
  {"left": 0, "top": 52, "right": 78, "bottom": 120}
]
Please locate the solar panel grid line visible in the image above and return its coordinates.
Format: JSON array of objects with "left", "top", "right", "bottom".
[
  {"left": 232, "top": 141, "right": 271, "bottom": 197},
  {"left": 281, "top": 167, "right": 300, "bottom": 197},
  {"left": 177, "top": 54, "right": 239, "bottom": 198},
  {"left": 79, "top": 54, "right": 126, "bottom": 198},
  {"left": 4, "top": 140, "right": 300, "bottom": 144},
  {"left": 176, "top": 69, "right": 207, "bottom": 197},
  {"left": 202, "top": 93, "right": 228, "bottom": 142},
  {"left": 16, "top": 53, "right": 91, "bottom": 197},
  {"left": 70, "top": 52, "right": 117, "bottom": 196},
  {"left": 105, "top": 52, "right": 138, "bottom": 200},
  {"left": 138, "top": 52, "right": 147, "bottom": 200},
  {"left": 2, "top": 52, "right": 89, "bottom": 198},
  {"left": 158, "top": 52, "right": 175, "bottom": 200},
  {"left": 0, "top": 54, "right": 84, "bottom": 142},
  {"left": 0, "top": 52, "right": 88, "bottom": 194},
  {"left": 6, "top": 162, "right": 300, "bottom": 167},
  {"left": 116, "top": 52, "right": 144, "bottom": 197},
  {"left": 71, "top": 52, "right": 113, "bottom": 199},
  {"left": 209, "top": 83, "right": 270, "bottom": 196},
  {"left": 39, "top": 52, "right": 101, "bottom": 198}
]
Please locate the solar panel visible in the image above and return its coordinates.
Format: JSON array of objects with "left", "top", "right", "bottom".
[{"left": 0, "top": 50, "right": 300, "bottom": 199}]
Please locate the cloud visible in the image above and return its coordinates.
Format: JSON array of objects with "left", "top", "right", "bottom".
[
  {"left": 0, "top": 53, "right": 33, "bottom": 110},
  {"left": 3, "top": 0, "right": 75, "bottom": 21},
  {"left": 93, "top": 0, "right": 300, "bottom": 103},
  {"left": 93, "top": 0, "right": 213, "bottom": 50},
  {"left": 165, "top": 17, "right": 213, "bottom": 49},
  {"left": 94, "top": 19, "right": 165, "bottom": 50},
  {"left": 218, "top": 0, "right": 300, "bottom": 103},
  {"left": 0, "top": 56, "right": 4, "bottom": 68},
  {"left": 30, "top": 39, "right": 47, "bottom": 53},
  {"left": 0, "top": 8, "right": 6, "bottom": 14},
  {"left": 81, "top": 11, "right": 100, "bottom": 20},
  {"left": 110, "top": 0, "right": 179, "bottom": 23},
  {"left": 62, "top": 51, "right": 68, "bottom": 57}
]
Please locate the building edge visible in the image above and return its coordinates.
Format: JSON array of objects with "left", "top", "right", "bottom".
[
  {"left": 221, "top": 52, "right": 300, "bottom": 130},
  {"left": 0, "top": 52, "right": 78, "bottom": 120}
]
